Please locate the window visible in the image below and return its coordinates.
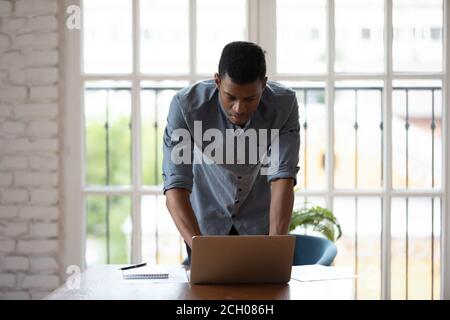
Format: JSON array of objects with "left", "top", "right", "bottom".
[
  {"left": 65, "top": 0, "right": 448, "bottom": 300},
  {"left": 272, "top": 0, "right": 445, "bottom": 300},
  {"left": 77, "top": 0, "right": 249, "bottom": 268},
  {"left": 392, "top": 0, "right": 443, "bottom": 72}
]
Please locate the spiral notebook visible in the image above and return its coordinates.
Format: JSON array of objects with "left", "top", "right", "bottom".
[{"left": 121, "top": 266, "right": 169, "bottom": 280}]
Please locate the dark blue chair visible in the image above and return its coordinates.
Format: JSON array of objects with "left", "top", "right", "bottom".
[{"left": 292, "top": 235, "right": 337, "bottom": 266}]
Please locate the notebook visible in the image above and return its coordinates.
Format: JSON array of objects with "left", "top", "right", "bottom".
[{"left": 121, "top": 266, "right": 169, "bottom": 280}]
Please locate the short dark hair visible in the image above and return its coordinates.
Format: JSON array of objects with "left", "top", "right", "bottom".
[{"left": 218, "top": 41, "right": 266, "bottom": 84}]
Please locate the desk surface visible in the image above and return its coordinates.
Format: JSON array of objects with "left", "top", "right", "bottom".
[{"left": 46, "top": 265, "right": 354, "bottom": 300}]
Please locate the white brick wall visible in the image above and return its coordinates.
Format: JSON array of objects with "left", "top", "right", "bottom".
[
  {"left": 0, "top": 1, "right": 12, "bottom": 15},
  {"left": 17, "top": 240, "right": 58, "bottom": 254},
  {"left": 1, "top": 138, "right": 58, "bottom": 152},
  {"left": 14, "top": 33, "right": 58, "bottom": 51},
  {"left": 27, "top": 119, "right": 58, "bottom": 137},
  {"left": 0, "top": 273, "right": 15, "bottom": 287},
  {"left": 0, "top": 86, "right": 28, "bottom": 103},
  {"left": 0, "top": 222, "right": 28, "bottom": 237},
  {"left": 0, "top": 172, "right": 13, "bottom": 186},
  {"left": 3, "top": 256, "right": 29, "bottom": 271},
  {"left": 29, "top": 85, "right": 58, "bottom": 102},
  {"left": 10, "top": 67, "right": 58, "bottom": 86},
  {"left": 2, "top": 189, "right": 28, "bottom": 203},
  {"left": 30, "top": 257, "right": 57, "bottom": 272},
  {"left": 0, "top": 206, "right": 17, "bottom": 219},
  {"left": 1, "top": 120, "right": 25, "bottom": 136},
  {"left": 0, "top": 240, "right": 15, "bottom": 253},
  {"left": 18, "top": 206, "right": 58, "bottom": 221},
  {"left": 25, "top": 16, "right": 58, "bottom": 33},
  {"left": 25, "top": 50, "right": 59, "bottom": 67},
  {"left": 0, "top": 70, "right": 6, "bottom": 82},
  {"left": 29, "top": 155, "right": 58, "bottom": 170},
  {"left": 0, "top": 34, "right": 11, "bottom": 52},
  {"left": 30, "top": 188, "right": 58, "bottom": 205},
  {"left": 21, "top": 274, "right": 59, "bottom": 289},
  {"left": 31, "top": 222, "right": 58, "bottom": 238},
  {"left": 13, "top": 103, "right": 58, "bottom": 119},
  {"left": 1, "top": 17, "right": 27, "bottom": 34},
  {"left": 31, "top": 290, "right": 52, "bottom": 300},
  {"left": 1, "top": 50, "right": 59, "bottom": 69},
  {"left": 14, "top": 171, "right": 58, "bottom": 187},
  {"left": 0, "top": 156, "right": 28, "bottom": 170},
  {"left": 15, "top": 0, "right": 58, "bottom": 15},
  {"left": 0, "top": 0, "right": 60, "bottom": 300},
  {"left": 0, "top": 104, "right": 12, "bottom": 117},
  {"left": 1, "top": 290, "right": 29, "bottom": 300}
]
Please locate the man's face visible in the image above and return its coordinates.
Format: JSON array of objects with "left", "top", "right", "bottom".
[{"left": 214, "top": 73, "right": 267, "bottom": 126}]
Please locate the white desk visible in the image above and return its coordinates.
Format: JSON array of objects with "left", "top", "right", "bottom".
[{"left": 46, "top": 265, "right": 354, "bottom": 300}]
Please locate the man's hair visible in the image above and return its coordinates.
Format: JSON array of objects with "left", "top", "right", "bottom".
[{"left": 218, "top": 41, "right": 266, "bottom": 84}]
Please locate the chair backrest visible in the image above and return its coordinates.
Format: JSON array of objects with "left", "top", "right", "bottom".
[{"left": 292, "top": 234, "right": 337, "bottom": 266}]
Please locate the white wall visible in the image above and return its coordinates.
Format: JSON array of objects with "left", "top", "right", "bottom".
[{"left": 0, "top": 0, "right": 61, "bottom": 300}]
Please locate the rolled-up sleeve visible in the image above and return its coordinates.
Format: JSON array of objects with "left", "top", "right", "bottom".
[
  {"left": 267, "top": 96, "right": 301, "bottom": 185},
  {"left": 162, "top": 95, "right": 194, "bottom": 193}
]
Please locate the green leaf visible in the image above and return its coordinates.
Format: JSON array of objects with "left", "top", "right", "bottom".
[{"left": 289, "top": 203, "right": 342, "bottom": 242}]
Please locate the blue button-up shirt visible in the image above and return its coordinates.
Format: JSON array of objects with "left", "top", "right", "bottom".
[{"left": 162, "top": 79, "right": 300, "bottom": 236}]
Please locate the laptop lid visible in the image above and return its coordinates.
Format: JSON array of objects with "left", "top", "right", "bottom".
[{"left": 190, "top": 235, "right": 295, "bottom": 284}]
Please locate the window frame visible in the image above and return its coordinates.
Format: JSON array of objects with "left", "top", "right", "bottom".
[
  {"left": 63, "top": 0, "right": 256, "bottom": 270},
  {"left": 63, "top": 0, "right": 450, "bottom": 299}
]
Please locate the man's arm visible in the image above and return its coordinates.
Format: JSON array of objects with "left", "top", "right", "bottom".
[
  {"left": 165, "top": 188, "right": 201, "bottom": 248},
  {"left": 269, "top": 178, "right": 295, "bottom": 235},
  {"left": 266, "top": 94, "right": 300, "bottom": 235},
  {"left": 162, "top": 95, "right": 199, "bottom": 248}
]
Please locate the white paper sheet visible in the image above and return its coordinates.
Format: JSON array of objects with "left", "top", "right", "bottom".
[{"left": 290, "top": 265, "right": 356, "bottom": 282}]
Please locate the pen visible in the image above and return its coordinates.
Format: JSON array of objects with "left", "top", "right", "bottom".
[{"left": 120, "top": 262, "right": 147, "bottom": 271}]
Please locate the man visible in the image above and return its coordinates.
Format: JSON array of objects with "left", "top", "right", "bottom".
[{"left": 162, "top": 41, "right": 300, "bottom": 264}]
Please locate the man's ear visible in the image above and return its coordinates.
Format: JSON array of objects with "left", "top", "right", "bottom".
[
  {"left": 214, "top": 73, "right": 221, "bottom": 88},
  {"left": 261, "top": 76, "right": 268, "bottom": 90}
]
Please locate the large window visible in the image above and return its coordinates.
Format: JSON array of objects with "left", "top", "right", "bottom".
[
  {"left": 66, "top": 0, "right": 448, "bottom": 300},
  {"left": 79, "top": 0, "right": 249, "bottom": 267},
  {"left": 273, "top": 0, "right": 445, "bottom": 300}
]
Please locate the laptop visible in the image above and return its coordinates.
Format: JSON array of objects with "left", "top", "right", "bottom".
[{"left": 189, "top": 235, "right": 295, "bottom": 284}]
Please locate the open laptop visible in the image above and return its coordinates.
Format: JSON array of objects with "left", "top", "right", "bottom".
[{"left": 189, "top": 235, "right": 295, "bottom": 284}]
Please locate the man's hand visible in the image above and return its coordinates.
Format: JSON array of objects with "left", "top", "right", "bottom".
[
  {"left": 269, "top": 178, "right": 295, "bottom": 235},
  {"left": 165, "top": 188, "right": 201, "bottom": 248}
]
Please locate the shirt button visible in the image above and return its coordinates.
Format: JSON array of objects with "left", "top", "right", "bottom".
[
  {"left": 232, "top": 214, "right": 236, "bottom": 218},
  {"left": 235, "top": 199, "right": 240, "bottom": 204},
  {"left": 237, "top": 176, "right": 242, "bottom": 180},
  {"left": 238, "top": 188, "right": 242, "bottom": 192}
]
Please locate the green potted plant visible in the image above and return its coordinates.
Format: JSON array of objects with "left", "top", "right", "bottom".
[{"left": 289, "top": 203, "right": 342, "bottom": 242}]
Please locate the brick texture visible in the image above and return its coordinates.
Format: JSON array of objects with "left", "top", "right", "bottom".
[{"left": 0, "top": 0, "right": 60, "bottom": 299}]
